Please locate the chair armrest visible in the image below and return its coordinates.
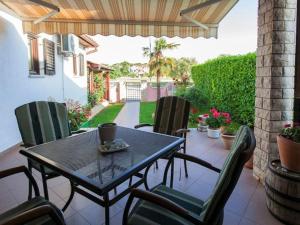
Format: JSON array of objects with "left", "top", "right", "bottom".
[
  {"left": 2, "top": 204, "right": 65, "bottom": 225},
  {"left": 162, "top": 153, "right": 221, "bottom": 185},
  {"left": 175, "top": 129, "right": 190, "bottom": 134},
  {"left": 173, "top": 152, "right": 221, "bottom": 173},
  {"left": 0, "top": 166, "right": 40, "bottom": 197},
  {"left": 134, "top": 123, "right": 153, "bottom": 129},
  {"left": 71, "top": 129, "right": 87, "bottom": 135},
  {"left": 123, "top": 188, "right": 201, "bottom": 225}
]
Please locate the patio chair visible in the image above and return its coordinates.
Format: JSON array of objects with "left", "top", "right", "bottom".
[
  {"left": 134, "top": 96, "right": 190, "bottom": 188},
  {"left": 15, "top": 101, "right": 82, "bottom": 201},
  {"left": 0, "top": 166, "right": 65, "bottom": 225},
  {"left": 123, "top": 125, "right": 256, "bottom": 225}
]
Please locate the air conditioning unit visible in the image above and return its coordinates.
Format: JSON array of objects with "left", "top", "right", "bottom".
[{"left": 60, "top": 34, "right": 75, "bottom": 54}]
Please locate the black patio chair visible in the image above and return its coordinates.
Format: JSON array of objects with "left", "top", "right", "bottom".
[
  {"left": 134, "top": 96, "right": 190, "bottom": 188},
  {"left": 0, "top": 166, "right": 65, "bottom": 225},
  {"left": 123, "top": 125, "right": 256, "bottom": 225},
  {"left": 15, "top": 101, "right": 84, "bottom": 202}
]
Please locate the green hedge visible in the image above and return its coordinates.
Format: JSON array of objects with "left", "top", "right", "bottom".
[{"left": 191, "top": 53, "right": 256, "bottom": 126}]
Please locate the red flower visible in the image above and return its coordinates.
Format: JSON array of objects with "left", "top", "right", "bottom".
[
  {"left": 210, "top": 108, "right": 217, "bottom": 113},
  {"left": 222, "top": 112, "right": 230, "bottom": 118},
  {"left": 213, "top": 111, "right": 220, "bottom": 118},
  {"left": 284, "top": 124, "right": 292, "bottom": 128},
  {"left": 203, "top": 114, "right": 209, "bottom": 117},
  {"left": 225, "top": 118, "right": 231, "bottom": 124},
  {"left": 198, "top": 117, "right": 203, "bottom": 122}
]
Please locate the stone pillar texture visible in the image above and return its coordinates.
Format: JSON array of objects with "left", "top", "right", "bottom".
[{"left": 254, "top": 0, "right": 297, "bottom": 181}]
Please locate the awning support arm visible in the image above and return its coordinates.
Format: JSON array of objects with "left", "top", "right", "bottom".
[
  {"left": 28, "top": 0, "right": 60, "bottom": 24},
  {"left": 180, "top": 0, "right": 221, "bottom": 30}
]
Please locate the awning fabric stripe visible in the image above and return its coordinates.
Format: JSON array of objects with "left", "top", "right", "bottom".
[{"left": 2, "top": 0, "right": 238, "bottom": 38}]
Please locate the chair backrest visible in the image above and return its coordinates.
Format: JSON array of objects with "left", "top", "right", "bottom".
[
  {"left": 200, "top": 125, "right": 256, "bottom": 224},
  {"left": 15, "top": 101, "right": 71, "bottom": 147},
  {"left": 153, "top": 96, "right": 190, "bottom": 137}
]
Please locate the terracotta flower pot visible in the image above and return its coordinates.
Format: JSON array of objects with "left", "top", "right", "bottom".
[
  {"left": 221, "top": 134, "right": 235, "bottom": 150},
  {"left": 277, "top": 135, "right": 300, "bottom": 172},
  {"left": 207, "top": 128, "right": 221, "bottom": 139},
  {"left": 244, "top": 155, "right": 253, "bottom": 169}
]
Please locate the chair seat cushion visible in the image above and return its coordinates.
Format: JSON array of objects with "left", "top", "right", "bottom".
[
  {"left": 0, "top": 196, "right": 62, "bottom": 225},
  {"left": 128, "top": 185, "right": 203, "bottom": 225}
]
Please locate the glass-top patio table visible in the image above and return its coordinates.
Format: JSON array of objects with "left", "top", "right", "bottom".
[{"left": 20, "top": 126, "right": 184, "bottom": 225}]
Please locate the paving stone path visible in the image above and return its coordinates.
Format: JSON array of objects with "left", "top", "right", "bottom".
[{"left": 114, "top": 101, "right": 140, "bottom": 128}]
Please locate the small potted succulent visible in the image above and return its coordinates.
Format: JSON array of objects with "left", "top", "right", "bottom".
[
  {"left": 277, "top": 123, "right": 300, "bottom": 172},
  {"left": 206, "top": 108, "right": 230, "bottom": 139},
  {"left": 221, "top": 123, "right": 239, "bottom": 150},
  {"left": 197, "top": 114, "right": 209, "bottom": 132}
]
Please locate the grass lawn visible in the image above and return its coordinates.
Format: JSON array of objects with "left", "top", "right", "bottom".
[
  {"left": 81, "top": 103, "right": 124, "bottom": 128},
  {"left": 139, "top": 101, "right": 210, "bottom": 128},
  {"left": 139, "top": 101, "right": 156, "bottom": 124}
]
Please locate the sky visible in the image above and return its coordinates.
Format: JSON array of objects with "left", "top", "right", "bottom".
[{"left": 88, "top": 0, "right": 258, "bottom": 65}]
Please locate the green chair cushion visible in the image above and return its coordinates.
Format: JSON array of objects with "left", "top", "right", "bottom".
[
  {"left": 0, "top": 196, "right": 63, "bottom": 225},
  {"left": 128, "top": 185, "right": 203, "bottom": 225}
]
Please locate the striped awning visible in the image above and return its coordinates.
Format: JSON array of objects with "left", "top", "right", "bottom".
[{"left": 1, "top": 0, "right": 238, "bottom": 38}]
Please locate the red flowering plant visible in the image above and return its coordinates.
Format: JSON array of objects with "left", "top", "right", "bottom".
[
  {"left": 66, "top": 99, "right": 89, "bottom": 131},
  {"left": 205, "top": 108, "right": 231, "bottom": 129}
]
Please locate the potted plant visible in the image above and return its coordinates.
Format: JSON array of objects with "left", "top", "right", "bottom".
[
  {"left": 206, "top": 108, "right": 229, "bottom": 139},
  {"left": 277, "top": 123, "right": 300, "bottom": 172},
  {"left": 221, "top": 123, "right": 239, "bottom": 150}
]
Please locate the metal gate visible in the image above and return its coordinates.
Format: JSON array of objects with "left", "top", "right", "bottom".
[{"left": 125, "top": 82, "right": 141, "bottom": 101}]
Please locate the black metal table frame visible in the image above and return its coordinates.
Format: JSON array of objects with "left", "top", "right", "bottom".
[{"left": 20, "top": 136, "right": 184, "bottom": 225}]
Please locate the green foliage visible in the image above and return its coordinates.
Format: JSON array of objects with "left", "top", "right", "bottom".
[
  {"left": 81, "top": 103, "right": 124, "bottom": 128},
  {"left": 280, "top": 125, "right": 300, "bottom": 143},
  {"left": 170, "top": 57, "right": 197, "bottom": 85},
  {"left": 110, "top": 61, "right": 136, "bottom": 79},
  {"left": 139, "top": 101, "right": 156, "bottom": 124},
  {"left": 88, "top": 93, "right": 98, "bottom": 107},
  {"left": 180, "top": 86, "right": 208, "bottom": 109},
  {"left": 88, "top": 72, "right": 105, "bottom": 107},
  {"left": 66, "top": 99, "right": 89, "bottom": 131},
  {"left": 223, "top": 122, "right": 240, "bottom": 135},
  {"left": 191, "top": 53, "right": 256, "bottom": 126}
]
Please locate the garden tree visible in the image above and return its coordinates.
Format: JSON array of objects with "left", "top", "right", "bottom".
[
  {"left": 110, "top": 61, "right": 136, "bottom": 79},
  {"left": 143, "top": 38, "right": 179, "bottom": 100},
  {"left": 170, "top": 57, "right": 197, "bottom": 85}
]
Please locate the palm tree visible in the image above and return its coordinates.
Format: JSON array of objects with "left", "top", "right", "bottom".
[{"left": 143, "top": 38, "right": 179, "bottom": 100}]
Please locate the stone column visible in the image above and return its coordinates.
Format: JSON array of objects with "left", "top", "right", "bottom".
[{"left": 254, "top": 0, "right": 297, "bottom": 181}]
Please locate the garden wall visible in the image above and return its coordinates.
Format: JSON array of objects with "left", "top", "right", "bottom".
[{"left": 191, "top": 53, "right": 256, "bottom": 126}]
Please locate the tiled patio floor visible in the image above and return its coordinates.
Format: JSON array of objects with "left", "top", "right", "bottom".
[{"left": 0, "top": 128, "right": 283, "bottom": 225}]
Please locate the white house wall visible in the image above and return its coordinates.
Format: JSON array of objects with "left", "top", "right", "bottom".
[{"left": 0, "top": 5, "right": 87, "bottom": 152}]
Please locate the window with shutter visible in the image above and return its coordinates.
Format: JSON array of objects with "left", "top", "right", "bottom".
[
  {"left": 43, "top": 39, "right": 55, "bottom": 75},
  {"left": 79, "top": 53, "right": 85, "bottom": 76},
  {"left": 73, "top": 54, "right": 77, "bottom": 76},
  {"left": 27, "top": 33, "right": 40, "bottom": 75}
]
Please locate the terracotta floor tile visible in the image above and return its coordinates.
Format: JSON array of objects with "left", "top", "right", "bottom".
[
  {"left": 0, "top": 129, "right": 285, "bottom": 225},
  {"left": 223, "top": 210, "right": 242, "bottom": 225},
  {"left": 79, "top": 203, "right": 121, "bottom": 225},
  {"left": 65, "top": 212, "right": 90, "bottom": 225}
]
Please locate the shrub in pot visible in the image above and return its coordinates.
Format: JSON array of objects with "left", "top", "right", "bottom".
[
  {"left": 221, "top": 123, "right": 239, "bottom": 150},
  {"left": 277, "top": 123, "right": 300, "bottom": 173}
]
